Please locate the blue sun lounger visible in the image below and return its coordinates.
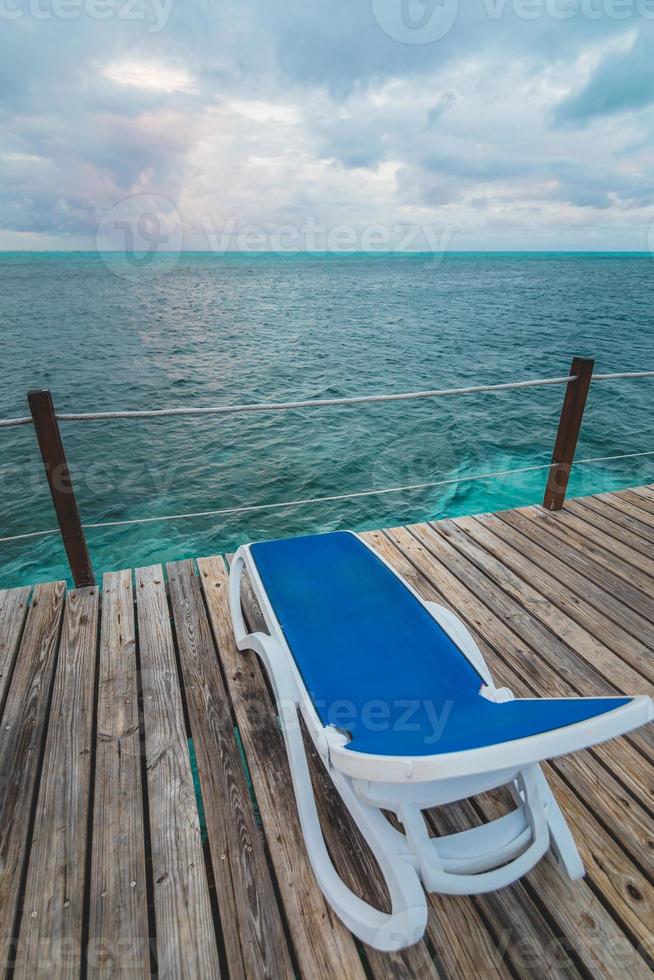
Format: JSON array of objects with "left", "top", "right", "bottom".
[{"left": 229, "top": 530, "right": 653, "bottom": 951}]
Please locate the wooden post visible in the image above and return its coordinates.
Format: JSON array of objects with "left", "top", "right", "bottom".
[
  {"left": 28, "top": 389, "right": 95, "bottom": 587},
  {"left": 543, "top": 357, "right": 594, "bottom": 511}
]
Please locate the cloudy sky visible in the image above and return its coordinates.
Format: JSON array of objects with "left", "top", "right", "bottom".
[{"left": 2, "top": 0, "right": 654, "bottom": 250}]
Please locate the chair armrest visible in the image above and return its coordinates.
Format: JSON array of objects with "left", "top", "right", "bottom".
[{"left": 424, "top": 601, "right": 496, "bottom": 689}]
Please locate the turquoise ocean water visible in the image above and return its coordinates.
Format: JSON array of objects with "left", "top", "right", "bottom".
[{"left": 1, "top": 252, "right": 652, "bottom": 590}]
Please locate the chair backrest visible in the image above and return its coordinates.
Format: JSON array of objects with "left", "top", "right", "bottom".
[{"left": 250, "top": 531, "right": 485, "bottom": 720}]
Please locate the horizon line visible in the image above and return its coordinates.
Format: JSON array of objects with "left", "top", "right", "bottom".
[{"left": 0, "top": 249, "right": 652, "bottom": 256}]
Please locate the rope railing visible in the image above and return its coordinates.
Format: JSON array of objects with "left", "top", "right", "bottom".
[
  {"left": 0, "top": 374, "right": 578, "bottom": 428},
  {"left": 1, "top": 359, "right": 653, "bottom": 586},
  {"left": 1, "top": 448, "right": 652, "bottom": 547},
  {"left": 1, "top": 370, "right": 653, "bottom": 429},
  {"left": 593, "top": 371, "right": 654, "bottom": 381}
]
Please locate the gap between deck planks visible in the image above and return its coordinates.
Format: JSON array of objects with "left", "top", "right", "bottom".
[{"left": 0, "top": 482, "right": 652, "bottom": 979}]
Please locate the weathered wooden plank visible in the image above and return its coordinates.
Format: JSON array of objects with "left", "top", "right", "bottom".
[
  {"left": 426, "top": 891, "right": 516, "bottom": 979},
  {"left": 135, "top": 564, "right": 221, "bottom": 979},
  {"left": 629, "top": 485, "right": 654, "bottom": 508},
  {"left": 498, "top": 507, "right": 654, "bottom": 622},
  {"left": 621, "top": 488, "right": 654, "bottom": 517},
  {"left": 439, "top": 516, "right": 654, "bottom": 685},
  {"left": 576, "top": 495, "right": 654, "bottom": 544},
  {"left": 15, "top": 586, "right": 99, "bottom": 978},
  {"left": 370, "top": 530, "right": 654, "bottom": 978},
  {"left": 465, "top": 513, "right": 654, "bottom": 669},
  {"left": 166, "top": 559, "right": 294, "bottom": 980},
  {"left": 597, "top": 491, "right": 654, "bottom": 534},
  {"left": 0, "top": 586, "right": 30, "bottom": 719},
  {"left": 198, "top": 555, "right": 368, "bottom": 980},
  {"left": 554, "top": 501, "right": 654, "bottom": 571},
  {"left": 0, "top": 581, "right": 66, "bottom": 972},
  {"left": 536, "top": 762, "right": 654, "bottom": 958},
  {"left": 88, "top": 570, "right": 150, "bottom": 978},
  {"left": 458, "top": 511, "right": 654, "bottom": 666},
  {"left": 409, "top": 521, "right": 653, "bottom": 703},
  {"left": 514, "top": 505, "right": 654, "bottom": 597}
]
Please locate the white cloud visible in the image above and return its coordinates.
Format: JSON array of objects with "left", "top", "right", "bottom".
[
  {"left": 227, "top": 100, "right": 301, "bottom": 125},
  {"left": 103, "top": 59, "right": 195, "bottom": 94}
]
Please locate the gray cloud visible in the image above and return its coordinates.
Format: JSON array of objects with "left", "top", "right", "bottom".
[
  {"left": 553, "top": 28, "right": 654, "bottom": 125},
  {"left": 1, "top": 1, "right": 654, "bottom": 248}
]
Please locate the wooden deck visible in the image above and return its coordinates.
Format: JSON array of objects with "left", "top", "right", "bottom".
[{"left": 1, "top": 484, "right": 653, "bottom": 979}]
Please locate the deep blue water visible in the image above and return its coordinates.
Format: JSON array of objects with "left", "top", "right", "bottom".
[{"left": 0, "top": 252, "right": 652, "bottom": 590}]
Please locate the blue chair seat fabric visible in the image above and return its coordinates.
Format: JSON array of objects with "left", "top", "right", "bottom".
[{"left": 250, "top": 532, "right": 631, "bottom": 757}]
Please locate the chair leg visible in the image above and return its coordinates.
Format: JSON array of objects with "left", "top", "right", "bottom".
[
  {"left": 394, "top": 767, "right": 550, "bottom": 895},
  {"left": 534, "top": 767, "right": 585, "bottom": 880},
  {"left": 509, "top": 765, "right": 584, "bottom": 880},
  {"left": 270, "top": 698, "right": 428, "bottom": 950}
]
